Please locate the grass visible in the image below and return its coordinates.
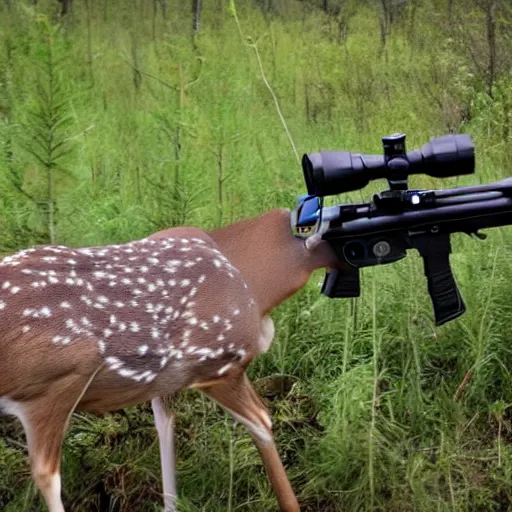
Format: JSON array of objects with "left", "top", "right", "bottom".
[{"left": 1, "top": 0, "right": 512, "bottom": 510}]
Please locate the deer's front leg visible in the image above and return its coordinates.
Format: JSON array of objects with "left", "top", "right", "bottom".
[
  {"left": 152, "top": 397, "right": 177, "bottom": 512},
  {"left": 201, "top": 371, "right": 300, "bottom": 512}
]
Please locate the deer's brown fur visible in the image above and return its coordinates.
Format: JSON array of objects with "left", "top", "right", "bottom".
[{"left": 0, "top": 208, "right": 342, "bottom": 512}]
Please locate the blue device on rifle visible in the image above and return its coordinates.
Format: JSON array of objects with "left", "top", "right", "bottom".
[{"left": 292, "top": 132, "right": 512, "bottom": 326}]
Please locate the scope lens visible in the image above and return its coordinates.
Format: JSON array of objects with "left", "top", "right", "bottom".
[
  {"left": 421, "top": 134, "right": 475, "bottom": 178},
  {"left": 301, "top": 154, "right": 317, "bottom": 195},
  {"left": 302, "top": 152, "right": 376, "bottom": 196}
]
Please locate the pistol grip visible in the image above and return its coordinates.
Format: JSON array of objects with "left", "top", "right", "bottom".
[
  {"left": 425, "top": 264, "right": 466, "bottom": 325},
  {"left": 414, "top": 234, "right": 466, "bottom": 326},
  {"left": 321, "top": 268, "right": 360, "bottom": 298}
]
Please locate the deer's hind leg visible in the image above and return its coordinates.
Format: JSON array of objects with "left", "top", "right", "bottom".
[
  {"left": 12, "top": 372, "right": 98, "bottom": 512},
  {"left": 152, "top": 397, "right": 177, "bottom": 512},
  {"left": 26, "top": 402, "right": 67, "bottom": 512},
  {"left": 200, "top": 370, "right": 300, "bottom": 512}
]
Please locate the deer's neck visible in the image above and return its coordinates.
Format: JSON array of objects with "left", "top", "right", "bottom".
[{"left": 208, "top": 208, "right": 339, "bottom": 316}]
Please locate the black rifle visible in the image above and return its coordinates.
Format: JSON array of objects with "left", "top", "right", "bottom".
[{"left": 292, "top": 133, "right": 512, "bottom": 326}]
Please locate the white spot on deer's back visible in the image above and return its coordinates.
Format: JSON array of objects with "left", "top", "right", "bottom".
[
  {"left": 133, "top": 370, "right": 152, "bottom": 382},
  {"left": 106, "top": 356, "right": 122, "bottom": 370},
  {"left": 218, "top": 363, "right": 232, "bottom": 376},
  {"left": 80, "top": 295, "right": 92, "bottom": 306},
  {"left": 145, "top": 372, "right": 157, "bottom": 383},
  {"left": 53, "top": 335, "right": 71, "bottom": 345},
  {"left": 119, "top": 368, "right": 136, "bottom": 378},
  {"left": 193, "top": 347, "right": 214, "bottom": 357}
]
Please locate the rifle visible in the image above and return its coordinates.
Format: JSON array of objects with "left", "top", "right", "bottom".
[{"left": 291, "top": 133, "right": 512, "bottom": 326}]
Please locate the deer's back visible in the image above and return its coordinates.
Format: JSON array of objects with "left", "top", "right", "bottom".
[{"left": 0, "top": 230, "right": 260, "bottom": 411}]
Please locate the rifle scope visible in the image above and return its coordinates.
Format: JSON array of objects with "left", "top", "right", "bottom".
[{"left": 302, "top": 133, "right": 475, "bottom": 197}]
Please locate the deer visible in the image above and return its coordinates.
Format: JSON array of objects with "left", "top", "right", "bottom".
[{"left": 0, "top": 205, "right": 343, "bottom": 512}]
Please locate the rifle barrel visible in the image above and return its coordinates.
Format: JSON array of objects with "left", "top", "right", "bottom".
[
  {"left": 434, "top": 177, "right": 512, "bottom": 198},
  {"left": 324, "top": 197, "right": 512, "bottom": 239}
]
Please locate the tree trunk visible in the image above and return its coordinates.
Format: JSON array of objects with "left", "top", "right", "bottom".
[
  {"left": 379, "top": 0, "right": 390, "bottom": 50},
  {"left": 153, "top": 0, "right": 158, "bottom": 40},
  {"left": 448, "top": 0, "right": 454, "bottom": 27},
  {"left": 486, "top": 0, "right": 497, "bottom": 99},
  {"left": 86, "top": 0, "right": 94, "bottom": 86},
  {"left": 192, "top": 0, "right": 201, "bottom": 34},
  {"left": 159, "top": 0, "right": 167, "bottom": 20},
  {"left": 216, "top": 143, "right": 225, "bottom": 228},
  {"left": 58, "top": 0, "right": 72, "bottom": 16}
]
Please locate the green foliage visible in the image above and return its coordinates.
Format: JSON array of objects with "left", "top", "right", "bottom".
[
  {"left": 1, "top": 0, "right": 512, "bottom": 511},
  {"left": 21, "top": 17, "right": 76, "bottom": 244}
]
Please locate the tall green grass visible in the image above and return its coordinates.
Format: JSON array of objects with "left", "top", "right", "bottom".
[{"left": 1, "top": 1, "right": 512, "bottom": 510}]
